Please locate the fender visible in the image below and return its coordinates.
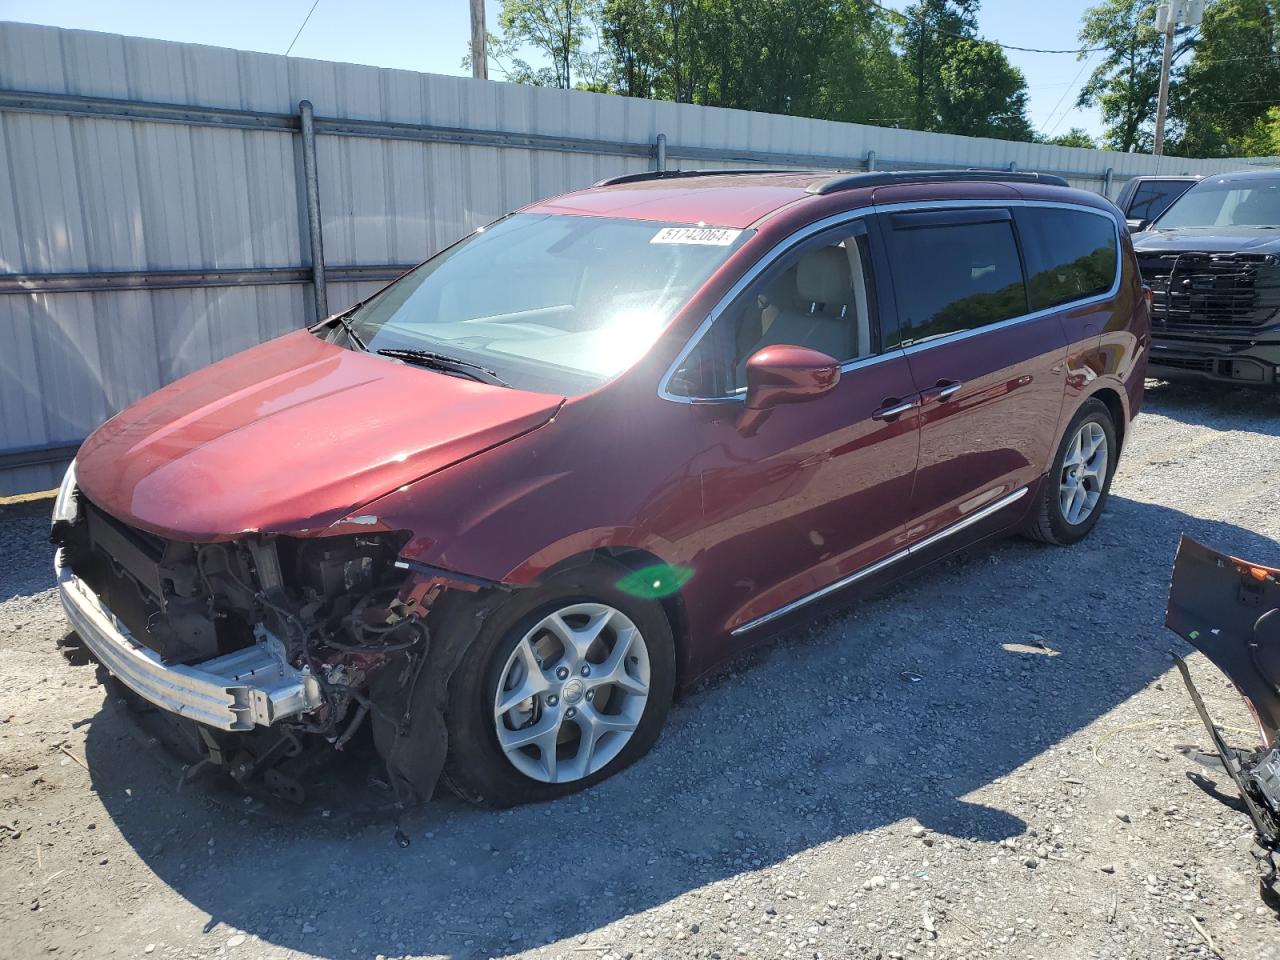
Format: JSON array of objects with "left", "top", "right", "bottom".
[{"left": 335, "top": 387, "right": 706, "bottom": 588}]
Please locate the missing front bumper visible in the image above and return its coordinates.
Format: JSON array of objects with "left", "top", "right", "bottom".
[{"left": 56, "top": 549, "right": 323, "bottom": 731}]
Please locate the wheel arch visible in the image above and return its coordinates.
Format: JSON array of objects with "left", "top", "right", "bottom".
[
  {"left": 538, "top": 545, "right": 694, "bottom": 692},
  {"left": 1087, "top": 385, "right": 1127, "bottom": 454},
  {"left": 1048, "top": 382, "right": 1129, "bottom": 477}
]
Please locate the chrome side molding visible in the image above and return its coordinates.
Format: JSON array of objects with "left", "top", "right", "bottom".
[{"left": 730, "top": 486, "right": 1029, "bottom": 636}]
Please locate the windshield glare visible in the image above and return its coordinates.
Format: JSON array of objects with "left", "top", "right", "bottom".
[
  {"left": 345, "top": 214, "right": 752, "bottom": 394},
  {"left": 1155, "top": 176, "right": 1280, "bottom": 230}
]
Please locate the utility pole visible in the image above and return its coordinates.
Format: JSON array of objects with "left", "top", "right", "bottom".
[
  {"left": 1152, "top": 0, "right": 1204, "bottom": 156},
  {"left": 470, "top": 0, "right": 488, "bottom": 80}
]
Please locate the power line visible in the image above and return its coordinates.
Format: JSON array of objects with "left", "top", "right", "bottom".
[
  {"left": 865, "top": 0, "right": 1110, "bottom": 56},
  {"left": 1191, "top": 52, "right": 1280, "bottom": 66},
  {"left": 285, "top": 0, "right": 323, "bottom": 57},
  {"left": 1042, "top": 51, "right": 1098, "bottom": 139}
]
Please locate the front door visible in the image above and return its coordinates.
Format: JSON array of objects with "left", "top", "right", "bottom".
[
  {"left": 876, "top": 206, "right": 1069, "bottom": 543},
  {"left": 664, "top": 220, "right": 921, "bottom": 637}
]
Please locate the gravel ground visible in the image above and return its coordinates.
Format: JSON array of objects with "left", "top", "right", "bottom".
[{"left": 3, "top": 380, "right": 1280, "bottom": 960}]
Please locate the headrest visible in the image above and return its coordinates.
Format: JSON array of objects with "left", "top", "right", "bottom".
[
  {"left": 796, "top": 246, "right": 851, "bottom": 309},
  {"left": 1235, "top": 189, "right": 1280, "bottom": 225}
]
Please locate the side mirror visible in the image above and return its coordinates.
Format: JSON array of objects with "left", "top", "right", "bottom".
[
  {"left": 738, "top": 345, "right": 840, "bottom": 435},
  {"left": 1129, "top": 218, "right": 1151, "bottom": 233}
]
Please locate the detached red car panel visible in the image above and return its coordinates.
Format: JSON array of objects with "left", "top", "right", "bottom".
[{"left": 52, "top": 170, "right": 1149, "bottom": 807}]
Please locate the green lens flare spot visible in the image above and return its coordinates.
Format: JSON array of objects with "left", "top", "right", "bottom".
[{"left": 616, "top": 563, "right": 694, "bottom": 599}]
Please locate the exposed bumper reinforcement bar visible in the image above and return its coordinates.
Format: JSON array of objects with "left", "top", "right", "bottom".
[{"left": 56, "top": 549, "right": 323, "bottom": 731}]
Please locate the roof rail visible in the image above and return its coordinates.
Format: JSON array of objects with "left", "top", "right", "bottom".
[
  {"left": 806, "top": 169, "right": 1070, "bottom": 195},
  {"left": 593, "top": 168, "right": 818, "bottom": 187}
]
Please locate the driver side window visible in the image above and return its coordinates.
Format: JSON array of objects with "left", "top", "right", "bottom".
[{"left": 669, "top": 225, "right": 878, "bottom": 399}]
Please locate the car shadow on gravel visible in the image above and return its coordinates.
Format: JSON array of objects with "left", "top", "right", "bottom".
[{"left": 78, "top": 495, "right": 1279, "bottom": 960}]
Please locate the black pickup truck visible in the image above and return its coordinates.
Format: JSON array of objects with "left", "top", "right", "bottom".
[{"left": 1134, "top": 170, "right": 1280, "bottom": 387}]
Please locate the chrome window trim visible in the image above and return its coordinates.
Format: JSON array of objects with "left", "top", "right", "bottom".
[
  {"left": 658, "top": 199, "right": 1123, "bottom": 404},
  {"left": 729, "top": 485, "right": 1029, "bottom": 636},
  {"left": 900, "top": 287, "right": 1116, "bottom": 357}
]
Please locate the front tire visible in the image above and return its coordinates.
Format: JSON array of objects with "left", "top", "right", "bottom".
[
  {"left": 1023, "top": 398, "right": 1118, "bottom": 545},
  {"left": 441, "top": 562, "right": 676, "bottom": 807}
]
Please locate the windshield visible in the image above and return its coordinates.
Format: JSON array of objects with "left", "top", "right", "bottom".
[
  {"left": 343, "top": 214, "right": 752, "bottom": 394},
  {"left": 1154, "top": 175, "right": 1280, "bottom": 230}
]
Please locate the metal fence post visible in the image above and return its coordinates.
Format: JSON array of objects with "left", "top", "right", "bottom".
[
  {"left": 299, "top": 99, "right": 328, "bottom": 322},
  {"left": 865, "top": 149, "right": 876, "bottom": 172},
  {"left": 1102, "top": 167, "right": 1114, "bottom": 198},
  {"left": 655, "top": 133, "right": 667, "bottom": 172}
]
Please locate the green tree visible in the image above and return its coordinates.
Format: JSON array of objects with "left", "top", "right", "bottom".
[
  {"left": 1044, "top": 127, "right": 1100, "bottom": 148},
  {"left": 1173, "top": 0, "right": 1280, "bottom": 157},
  {"left": 599, "top": 0, "right": 663, "bottom": 98},
  {"left": 896, "top": 1, "right": 1032, "bottom": 137},
  {"left": 714, "top": 0, "right": 842, "bottom": 115},
  {"left": 899, "top": 0, "right": 978, "bottom": 129},
  {"left": 814, "top": 0, "right": 913, "bottom": 125},
  {"left": 936, "top": 39, "right": 1034, "bottom": 139},
  {"left": 1241, "top": 107, "right": 1280, "bottom": 156},
  {"left": 1075, "top": 0, "right": 1194, "bottom": 152},
  {"left": 488, "top": 0, "right": 595, "bottom": 88},
  {"left": 596, "top": 0, "right": 715, "bottom": 104},
  {"left": 598, "top": 0, "right": 849, "bottom": 115},
  {"left": 487, "top": 0, "right": 1039, "bottom": 143}
]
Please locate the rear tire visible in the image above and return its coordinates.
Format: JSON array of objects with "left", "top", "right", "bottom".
[
  {"left": 1023, "top": 398, "right": 1118, "bottom": 546},
  {"left": 441, "top": 561, "right": 675, "bottom": 807}
]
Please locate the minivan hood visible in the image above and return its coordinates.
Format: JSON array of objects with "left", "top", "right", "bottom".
[
  {"left": 1134, "top": 226, "right": 1280, "bottom": 255},
  {"left": 75, "top": 330, "right": 564, "bottom": 540}
]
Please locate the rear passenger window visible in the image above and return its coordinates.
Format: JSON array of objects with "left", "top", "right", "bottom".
[
  {"left": 885, "top": 212, "right": 1028, "bottom": 345},
  {"left": 1017, "top": 207, "right": 1117, "bottom": 311}
]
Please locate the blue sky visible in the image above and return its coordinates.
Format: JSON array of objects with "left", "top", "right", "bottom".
[{"left": 0, "top": 0, "right": 1107, "bottom": 138}]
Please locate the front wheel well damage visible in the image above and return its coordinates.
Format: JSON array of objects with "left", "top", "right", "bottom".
[
  {"left": 373, "top": 547, "right": 692, "bottom": 804},
  {"left": 370, "top": 584, "right": 508, "bottom": 804}
]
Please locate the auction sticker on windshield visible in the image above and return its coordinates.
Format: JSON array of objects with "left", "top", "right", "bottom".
[{"left": 650, "top": 226, "right": 743, "bottom": 245}]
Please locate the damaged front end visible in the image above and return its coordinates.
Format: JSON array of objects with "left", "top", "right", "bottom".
[
  {"left": 52, "top": 478, "right": 458, "bottom": 807},
  {"left": 1167, "top": 535, "right": 1280, "bottom": 910}
]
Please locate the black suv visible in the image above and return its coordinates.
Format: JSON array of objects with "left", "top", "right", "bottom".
[{"left": 1134, "top": 170, "right": 1280, "bottom": 386}]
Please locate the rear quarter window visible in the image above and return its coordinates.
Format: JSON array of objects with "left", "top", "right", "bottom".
[
  {"left": 1015, "top": 207, "right": 1118, "bottom": 311},
  {"left": 1127, "top": 180, "right": 1191, "bottom": 222}
]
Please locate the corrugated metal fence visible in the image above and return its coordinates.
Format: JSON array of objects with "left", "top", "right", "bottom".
[{"left": 0, "top": 20, "right": 1274, "bottom": 494}]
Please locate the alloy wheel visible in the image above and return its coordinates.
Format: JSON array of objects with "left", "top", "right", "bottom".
[
  {"left": 493, "top": 602, "right": 651, "bottom": 784},
  {"left": 1059, "top": 421, "right": 1108, "bottom": 526}
]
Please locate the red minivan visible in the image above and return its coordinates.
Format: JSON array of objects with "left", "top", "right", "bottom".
[{"left": 52, "top": 170, "right": 1149, "bottom": 806}]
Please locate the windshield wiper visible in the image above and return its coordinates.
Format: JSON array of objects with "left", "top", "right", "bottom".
[
  {"left": 376, "top": 348, "right": 510, "bottom": 387},
  {"left": 332, "top": 313, "right": 368, "bottom": 351}
]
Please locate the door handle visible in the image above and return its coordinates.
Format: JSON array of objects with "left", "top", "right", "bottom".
[
  {"left": 872, "top": 396, "right": 920, "bottom": 421},
  {"left": 922, "top": 379, "right": 963, "bottom": 403}
]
